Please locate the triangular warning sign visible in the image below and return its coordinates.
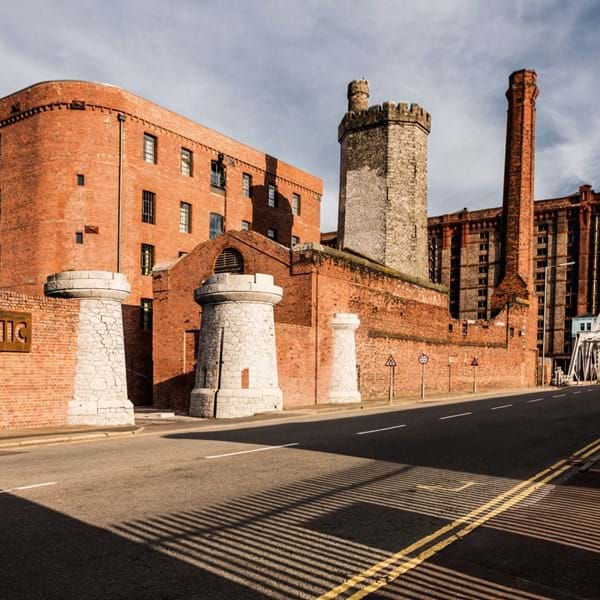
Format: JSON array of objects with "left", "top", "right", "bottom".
[
  {"left": 385, "top": 355, "right": 397, "bottom": 367},
  {"left": 471, "top": 357, "right": 479, "bottom": 367}
]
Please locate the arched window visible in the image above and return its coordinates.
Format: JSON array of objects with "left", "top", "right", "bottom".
[{"left": 214, "top": 248, "right": 244, "bottom": 274}]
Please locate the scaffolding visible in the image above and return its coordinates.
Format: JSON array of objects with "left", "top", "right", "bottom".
[{"left": 566, "top": 314, "right": 600, "bottom": 384}]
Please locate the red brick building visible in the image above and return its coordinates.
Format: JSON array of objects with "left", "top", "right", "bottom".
[
  {"left": 152, "top": 231, "right": 537, "bottom": 412},
  {"left": 427, "top": 185, "right": 600, "bottom": 371},
  {"left": 0, "top": 81, "right": 323, "bottom": 403}
]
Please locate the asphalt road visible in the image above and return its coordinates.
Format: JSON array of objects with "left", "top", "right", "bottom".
[{"left": 2, "top": 386, "right": 600, "bottom": 599}]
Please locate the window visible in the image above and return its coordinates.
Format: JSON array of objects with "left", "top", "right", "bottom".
[
  {"left": 267, "top": 227, "right": 277, "bottom": 241},
  {"left": 535, "top": 283, "right": 545, "bottom": 293},
  {"left": 214, "top": 248, "right": 244, "bottom": 274},
  {"left": 478, "top": 255, "right": 487, "bottom": 263},
  {"left": 480, "top": 231, "right": 489, "bottom": 240},
  {"left": 537, "top": 236, "right": 547, "bottom": 245},
  {"left": 478, "top": 289, "right": 487, "bottom": 297},
  {"left": 292, "top": 193, "right": 301, "bottom": 216},
  {"left": 537, "top": 260, "right": 547, "bottom": 269},
  {"left": 142, "top": 190, "right": 155, "bottom": 224},
  {"left": 479, "top": 266, "right": 488, "bottom": 274},
  {"left": 211, "top": 160, "right": 226, "bottom": 189},
  {"left": 179, "top": 202, "right": 192, "bottom": 233},
  {"left": 181, "top": 148, "right": 193, "bottom": 177},
  {"left": 209, "top": 213, "right": 224, "bottom": 239},
  {"left": 242, "top": 173, "right": 252, "bottom": 198},
  {"left": 477, "top": 311, "right": 486, "bottom": 320},
  {"left": 478, "top": 300, "right": 487, "bottom": 308},
  {"left": 77, "top": 174, "right": 85, "bottom": 186},
  {"left": 462, "top": 322, "right": 468, "bottom": 335},
  {"left": 141, "top": 244, "right": 154, "bottom": 276},
  {"left": 268, "top": 184, "right": 277, "bottom": 208},
  {"left": 291, "top": 235, "right": 300, "bottom": 247},
  {"left": 140, "top": 298, "right": 153, "bottom": 331},
  {"left": 537, "top": 222, "right": 549, "bottom": 232},
  {"left": 536, "top": 247, "right": 547, "bottom": 256},
  {"left": 75, "top": 232, "right": 84, "bottom": 244},
  {"left": 143, "top": 133, "right": 157, "bottom": 164},
  {"left": 479, "top": 243, "right": 489, "bottom": 251},
  {"left": 241, "top": 220, "right": 251, "bottom": 231}
]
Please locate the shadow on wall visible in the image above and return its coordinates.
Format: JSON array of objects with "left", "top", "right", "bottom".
[
  {"left": 122, "top": 304, "right": 153, "bottom": 406},
  {"left": 153, "top": 371, "right": 194, "bottom": 413},
  {"left": 250, "top": 155, "right": 294, "bottom": 247},
  {"left": 0, "top": 494, "right": 256, "bottom": 600}
]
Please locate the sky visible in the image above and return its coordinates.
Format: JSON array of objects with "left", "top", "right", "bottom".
[{"left": 1, "top": 0, "right": 599, "bottom": 232}]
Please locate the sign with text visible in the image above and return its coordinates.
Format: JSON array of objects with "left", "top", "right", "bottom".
[{"left": 0, "top": 311, "right": 32, "bottom": 352}]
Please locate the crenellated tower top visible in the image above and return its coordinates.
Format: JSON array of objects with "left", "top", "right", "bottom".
[{"left": 339, "top": 95, "right": 431, "bottom": 142}]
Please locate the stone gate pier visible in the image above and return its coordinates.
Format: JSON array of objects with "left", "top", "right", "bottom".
[
  {"left": 190, "top": 273, "right": 283, "bottom": 418},
  {"left": 44, "top": 271, "right": 134, "bottom": 426},
  {"left": 329, "top": 313, "right": 361, "bottom": 403}
]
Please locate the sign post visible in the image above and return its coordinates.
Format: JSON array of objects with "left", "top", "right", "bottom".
[
  {"left": 418, "top": 353, "right": 429, "bottom": 400},
  {"left": 471, "top": 357, "right": 479, "bottom": 394},
  {"left": 385, "top": 355, "right": 397, "bottom": 404}
]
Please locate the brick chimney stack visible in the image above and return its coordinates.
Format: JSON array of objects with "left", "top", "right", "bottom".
[{"left": 492, "top": 69, "right": 539, "bottom": 311}]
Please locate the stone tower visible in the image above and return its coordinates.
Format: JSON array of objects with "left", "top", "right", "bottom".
[
  {"left": 492, "top": 69, "right": 539, "bottom": 311},
  {"left": 190, "top": 273, "right": 283, "bottom": 419},
  {"left": 337, "top": 80, "right": 432, "bottom": 280}
]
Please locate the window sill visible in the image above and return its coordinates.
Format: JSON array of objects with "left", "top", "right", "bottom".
[{"left": 211, "top": 185, "right": 226, "bottom": 196}]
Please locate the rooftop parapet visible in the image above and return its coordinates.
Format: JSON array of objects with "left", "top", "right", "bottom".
[{"left": 339, "top": 99, "right": 431, "bottom": 140}]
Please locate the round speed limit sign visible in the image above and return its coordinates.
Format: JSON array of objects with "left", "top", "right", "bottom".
[{"left": 418, "top": 353, "right": 429, "bottom": 365}]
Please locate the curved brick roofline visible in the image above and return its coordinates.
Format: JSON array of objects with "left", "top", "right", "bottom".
[{"left": 0, "top": 80, "right": 323, "bottom": 196}]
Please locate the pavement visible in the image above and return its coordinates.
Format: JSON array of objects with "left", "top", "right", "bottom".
[
  {"left": 0, "top": 385, "right": 558, "bottom": 449},
  {"left": 1, "top": 384, "right": 599, "bottom": 599}
]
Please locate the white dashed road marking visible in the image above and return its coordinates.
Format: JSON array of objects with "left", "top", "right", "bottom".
[
  {"left": 356, "top": 424, "right": 406, "bottom": 435},
  {"left": 205, "top": 443, "right": 299, "bottom": 459},
  {"left": 439, "top": 412, "right": 472, "bottom": 420},
  {"left": 0, "top": 481, "right": 57, "bottom": 494},
  {"left": 553, "top": 394, "right": 566, "bottom": 398},
  {"left": 527, "top": 398, "right": 543, "bottom": 403},
  {"left": 491, "top": 404, "right": 512, "bottom": 411}
]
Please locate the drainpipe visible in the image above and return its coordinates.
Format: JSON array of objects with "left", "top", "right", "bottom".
[{"left": 117, "top": 113, "right": 126, "bottom": 272}]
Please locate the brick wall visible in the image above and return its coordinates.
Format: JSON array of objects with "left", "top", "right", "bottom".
[
  {"left": 0, "top": 291, "right": 79, "bottom": 429},
  {"left": 153, "top": 232, "right": 538, "bottom": 413},
  {"left": 0, "top": 80, "right": 323, "bottom": 404}
]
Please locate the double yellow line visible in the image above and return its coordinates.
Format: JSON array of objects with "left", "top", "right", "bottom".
[{"left": 318, "top": 437, "right": 600, "bottom": 599}]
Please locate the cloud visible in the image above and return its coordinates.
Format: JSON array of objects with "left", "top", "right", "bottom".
[{"left": 1, "top": 0, "right": 599, "bottom": 230}]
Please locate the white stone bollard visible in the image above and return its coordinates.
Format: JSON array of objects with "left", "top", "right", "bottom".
[
  {"left": 44, "top": 271, "right": 134, "bottom": 426},
  {"left": 190, "top": 273, "right": 283, "bottom": 418},
  {"left": 329, "top": 313, "right": 361, "bottom": 403}
]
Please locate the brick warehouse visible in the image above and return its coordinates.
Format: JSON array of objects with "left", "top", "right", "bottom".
[
  {"left": 1, "top": 70, "right": 541, "bottom": 426},
  {"left": 427, "top": 185, "right": 600, "bottom": 374},
  {"left": 151, "top": 71, "right": 538, "bottom": 414},
  {"left": 0, "top": 81, "right": 323, "bottom": 405}
]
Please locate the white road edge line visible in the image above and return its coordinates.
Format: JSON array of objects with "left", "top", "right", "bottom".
[
  {"left": 205, "top": 442, "right": 299, "bottom": 459},
  {"left": 573, "top": 391, "right": 581, "bottom": 395},
  {"left": 527, "top": 398, "right": 543, "bottom": 403},
  {"left": 356, "top": 424, "right": 407, "bottom": 435},
  {"left": 439, "top": 412, "right": 472, "bottom": 420},
  {"left": 491, "top": 404, "right": 512, "bottom": 410},
  {"left": 553, "top": 394, "right": 566, "bottom": 398},
  {"left": 0, "top": 481, "right": 57, "bottom": 495}
]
